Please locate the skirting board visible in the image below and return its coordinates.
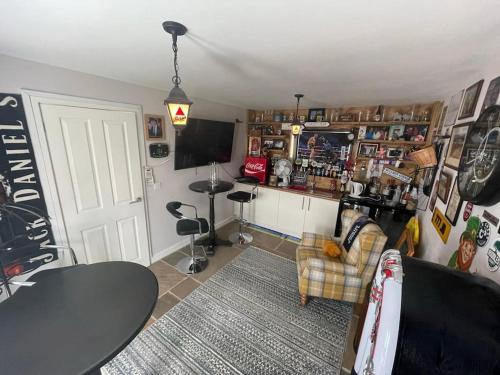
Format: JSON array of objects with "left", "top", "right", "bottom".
[{"left": 151, "top": 215, "right": 236, "bottom": 263}]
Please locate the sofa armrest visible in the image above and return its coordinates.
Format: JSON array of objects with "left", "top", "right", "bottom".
[{"left": 306, "top": 257, "right": 359, "bottom": 276}]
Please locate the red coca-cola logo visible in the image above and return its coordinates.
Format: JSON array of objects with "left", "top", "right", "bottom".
[{"left": 245, "top": 162, "right": 264, "bottom": 171}]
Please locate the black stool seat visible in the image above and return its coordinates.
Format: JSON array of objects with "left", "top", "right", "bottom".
[
  {"left": 177, "top": 218, "right": 209, "bottom": 236},
  {"left": 227, "top": 191, "right": 256, "bottom": 203}
]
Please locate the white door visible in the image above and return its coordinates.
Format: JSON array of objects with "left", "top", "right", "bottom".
[
  {"left": 254, "top": 187, "right": 280, "bottom": 229},
  {"left": 276, "top": 191, "right": 305, "bottom": 237},
  {"left": 303, "top": 197, "right": 339, "bottom": 236},
  {"left": 40, "top": 104, "right": 149, "bottom": 266}
]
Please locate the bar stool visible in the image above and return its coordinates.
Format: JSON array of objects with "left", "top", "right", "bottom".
[
  {"left": 226, "top": 176, "right": 259, "bottom": 245},
  {"left": 166, "top": 201, "right": 209, "bottom": 274}
]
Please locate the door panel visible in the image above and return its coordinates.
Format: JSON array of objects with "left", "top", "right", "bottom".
[
  {"left": 254, "top": 187, "right": 279, "bottom": 229},
  {"left": 60, "top": 118, "right": 102, "bottom": 212},
  {"left": 277, "top": 191, "right": 305, "bottom": 237},
  {"left": 40, "top": 104, "right": 149, "bottom": 266},
  {"left": 303, "top": 197, "right": 339, "bottom": 236}
]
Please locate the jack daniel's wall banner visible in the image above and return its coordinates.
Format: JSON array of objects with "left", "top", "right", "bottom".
[{"left": 0, "top": 93, "right": 56, "bottom": 275}]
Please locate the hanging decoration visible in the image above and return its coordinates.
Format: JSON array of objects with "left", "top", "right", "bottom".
[
  {"left": 448, "top": 216, "right": 480, "bottom": 272},
  {"left": 162, "top": 21, "right": 193, "bottom": 135},
  {"left": 290, "top": 94, "right": 304, "bottom": 136},
  {"left": 487, "top": 239, "right": 500, "bottom": 272},
  {"left": 476, "top": 221, "right": 490, "bottom": 247}
]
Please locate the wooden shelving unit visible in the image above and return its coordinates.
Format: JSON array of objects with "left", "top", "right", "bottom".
[{"left": 246, "top": 101, "right": 443, "bottom": 185}]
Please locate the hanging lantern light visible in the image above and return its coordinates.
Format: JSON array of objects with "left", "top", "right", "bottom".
[
  {"left": 291, "top": 94, "right": 304, "bottom": 136},
  {"left": 163, "top": 21, "right": 193, "bottom": 135}
]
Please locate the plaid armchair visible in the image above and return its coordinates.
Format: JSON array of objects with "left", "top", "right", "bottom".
[{"left": 296, "top": 209, "right": 387, "bottom": 305}]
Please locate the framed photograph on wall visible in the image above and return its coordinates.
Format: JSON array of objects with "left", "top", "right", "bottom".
[
  {"left": 436, "top": 105, "right": 447, "bottom": 136},
  {"left": 248, "top": 136, "right": 261, "bottom": 156},
  {"left": 445, "top": 178, "right": 463, "bottom": 226},
  {"left": 444, "top": 90, "right": 464, "bottom": 127},
  {"left": 386, "top": 147, "right": 405, "bottom": 159},
  {"left": 307, "top": 108, "right": 325, "bottom": 122},
  {"left": 429, "top": 180, "right": 439, "bottom": 212},
  {"left": 481, "top": 76, "right": 500, "bottom": 114},
  {"left": 445, "top": 123, "right": 470, "bottom": 169},
  {"left": 144, "top": 114, "right": 165, "bottom": 140},
  {"left": 458, "top": 80, "right": 484, "bottom": 119},
  {"left": 358, "top": 143, "right": 379, "bottom": 157},
  {"left": 402, "top": 124, "right": 428, "bottom": 142},
  {"left": 388, "top": 125, "right": 405, "bottom": 140},
  {"left": 437, "top": 170, "right": 453, "bottom": 204}
]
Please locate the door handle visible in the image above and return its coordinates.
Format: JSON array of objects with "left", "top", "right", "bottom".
[
  {"left": 301, "top": 196, "right": 305, "bottom": 210},
  {"left": 308, "top": 197, "right": 311, "bottom": 211},
  {"left": 129, "top": 197, "right": 142, "bottom": 204}
]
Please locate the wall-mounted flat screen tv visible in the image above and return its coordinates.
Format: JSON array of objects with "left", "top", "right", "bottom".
[{"left": 174, "top": 118, "right": 235, "bottom": 170}]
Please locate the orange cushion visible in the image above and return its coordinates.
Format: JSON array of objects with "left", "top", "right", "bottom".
[{"left": 323, "top": 240, "right": 342, "bottom": 258}]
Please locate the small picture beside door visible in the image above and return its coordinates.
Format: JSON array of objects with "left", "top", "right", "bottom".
[{"left": 144, "top": 114, "right": 165, "bottom": 140}]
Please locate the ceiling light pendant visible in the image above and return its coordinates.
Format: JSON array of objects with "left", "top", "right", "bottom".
[
  {"left": 163, "top": 21, "right": 193, "bottom": 135},
  {"left": 291, "top": 94, "right": 304, "bottom": 136}
]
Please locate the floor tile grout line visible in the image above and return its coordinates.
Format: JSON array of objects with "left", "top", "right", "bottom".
[{"left": 157, "top": 277, "right": 188, "bottom": 300}]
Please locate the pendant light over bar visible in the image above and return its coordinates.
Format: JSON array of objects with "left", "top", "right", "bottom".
[
  {"left": 162, "top": 21, "right": 193, "bottom": 135},
  {"left": 291, "top": 93, "right": 304, "bottom": 136}
]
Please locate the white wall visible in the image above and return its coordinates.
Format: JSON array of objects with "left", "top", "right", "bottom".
[
  {"left": 419, "top": 65, "right": 500, "bottom": 284},
  {"left": 0, "top": 54, "right": 247, "bottom": 261}
]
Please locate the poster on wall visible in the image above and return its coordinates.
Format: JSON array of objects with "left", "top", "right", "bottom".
[
  {"left": 0, "top": 94, "right": 56, "bottom": 274},
  {"left": 448, "top": 216, "right": 480, "bottom": 272},
  {"left": 431, "top": 208, "right": 451, "bottom": 244},
  {"left": 297, "top": 131, "right": 352, "bottom": 164}
]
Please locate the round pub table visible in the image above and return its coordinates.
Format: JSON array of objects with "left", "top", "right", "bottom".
[
  {"left": 189, "top": 180, "right": 234, "bottom": 254},
  {"left": 0, "top": 262, "right": 158, "bottom": 375}
]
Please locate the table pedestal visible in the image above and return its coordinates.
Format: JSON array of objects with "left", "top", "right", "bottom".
[{"left": 195, "top": 193, "right": 232, "bottom": 255}]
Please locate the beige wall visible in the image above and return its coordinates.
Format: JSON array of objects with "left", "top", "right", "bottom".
[
  {"left": 0, "top": 54, "right": 247, "bottom": 261},
  {"left": 419, "top": 64, "right": 500, "bottom": 284}
]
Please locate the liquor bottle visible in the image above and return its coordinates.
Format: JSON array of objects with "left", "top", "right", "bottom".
[
  {"left": 392, "top": 185, "right": 402, "bottom": 205},
  {"left": 374, "top": 105, "right": 383, "bottom": 122},
  {"left": 400, "top": 184, "right": 411, "bottom": 205}
]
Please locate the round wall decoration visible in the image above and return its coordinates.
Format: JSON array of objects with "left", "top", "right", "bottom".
[
  {"left": 463, "top": 201, "right": 473, "bottom": 221},
  {"left": 487, "top": 239, "right": 500, "bottom": 272},
  {"left": 476, "top": 221, "right": 490, "bottom": 247},
  {"left": 457, "top": 105, "right": 500, "bottom": 205}
]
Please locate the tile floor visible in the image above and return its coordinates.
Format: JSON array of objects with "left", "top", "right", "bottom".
[{"left": 147, "top": 220, "right": 360, "bottom": 374}]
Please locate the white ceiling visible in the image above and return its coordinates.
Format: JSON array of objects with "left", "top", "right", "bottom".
[{"left": 1, "top": 0, "right": 499, "bottom": 109}]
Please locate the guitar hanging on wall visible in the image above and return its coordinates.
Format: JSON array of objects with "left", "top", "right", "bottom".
[{"left": 457, "top": 105, "right": 500, "bottom": 205}]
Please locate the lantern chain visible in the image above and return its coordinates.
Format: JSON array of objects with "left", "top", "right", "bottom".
[{"left": 171, "top": 39, "right": 181, "bottom": 87}]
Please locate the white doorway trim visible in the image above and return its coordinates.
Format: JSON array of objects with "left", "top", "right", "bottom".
[{"left": 21, "top": 89, "right": 152, "bottom": 265}]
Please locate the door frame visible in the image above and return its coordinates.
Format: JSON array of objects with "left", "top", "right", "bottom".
[{"left": 21, "top": 89, "right": 152, "bottom": 265}]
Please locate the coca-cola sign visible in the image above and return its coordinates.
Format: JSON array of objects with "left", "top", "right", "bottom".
[{"left": 244, "top": 157, "right": 268, "bottom": 184}]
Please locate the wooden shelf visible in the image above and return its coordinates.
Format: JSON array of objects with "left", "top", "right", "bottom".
[
  {"left": 261, "top": 135, "right": 287, "bottom": 139},
  {"left": 357, "top": 139, "right": 426, "bottom": 145},
  {"left": 249, "top": 121, "right": 431, "bottom": 127}
]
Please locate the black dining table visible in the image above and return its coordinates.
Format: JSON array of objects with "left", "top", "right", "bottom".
[
  {"left": 189, "top": 180, "right": 234, "bottom": 254},
  {"left": 0, "top": 262, "right": 158, "bottom": 375}
]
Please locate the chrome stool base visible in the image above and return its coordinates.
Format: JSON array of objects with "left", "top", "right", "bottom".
[
  {"left": 229, "top": 231, "right": 253, "bottom": 245},
  {"left": 176, "top": 256, "right": 208, "bottom": 274}
]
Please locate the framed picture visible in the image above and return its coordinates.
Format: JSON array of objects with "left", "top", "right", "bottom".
[
  {"left": 144, "top": 114, "right": 165, "bottom": 140},
  {"left": 481, "top": 76, "right": 500, "bottom": 113},
  {"left": 365, "top": 127, "right": 387, "bottom": 140},
  {"left": 429, "top": 180, "right": 439, "bottom": 212},
  {"left": 437, "top": 170, "right": 452, "bottom": 204},
  {"left": 358, "top": 126, "right": 367, "bottom": 140},
  {"left": 445, "top": 178, "right": 463, "bottom": 226},
  {"left": 444, "top": 90, "right": 464, "bottom": 127},
  {"left": 358, "top": 142, "right": 379, "bottom": 157},
  {"left": 308, "top": 108, "right": 325, "bottom": 122},
  {"left": 299, "top": 115, "right": 306, "bottom": 123},
  {"left": 444, "top": 123, "right": 470, "bottom": 169},
  {"left": 388, "top": 125, "right": 405, "bottom": 141},
  {"left": 248, "top": 136, "right": 261, "bottom": 156},
  {"left": 272, "top": 139, "right": 285, "bottom": 149},
  {"left": 386, "top": 147, "right": 405, "bottom": 158},
  {"left": 436, "top": 105, "right": 447, "bottom": 136},
  {"left": 262, "top": 139, "right": 274, "bottom": 149},
  {"left": 458, "top": 80, "right": 484, "bottom": 119},
  {"left": 402, "top": 125, "right": 428, "bottom": 142}
]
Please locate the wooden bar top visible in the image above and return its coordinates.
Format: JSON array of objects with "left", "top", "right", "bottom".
[{"left": 256, "top": 184, "right": 343, "bottom": 202}]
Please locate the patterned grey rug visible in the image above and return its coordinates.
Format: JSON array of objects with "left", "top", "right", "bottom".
[{"left": 104, "top": 247, "right": 353, "bottom": 374}]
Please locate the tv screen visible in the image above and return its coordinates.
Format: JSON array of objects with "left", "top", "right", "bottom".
[{"left": 174, "top": 118, "right": 235, "bottom": 170}]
